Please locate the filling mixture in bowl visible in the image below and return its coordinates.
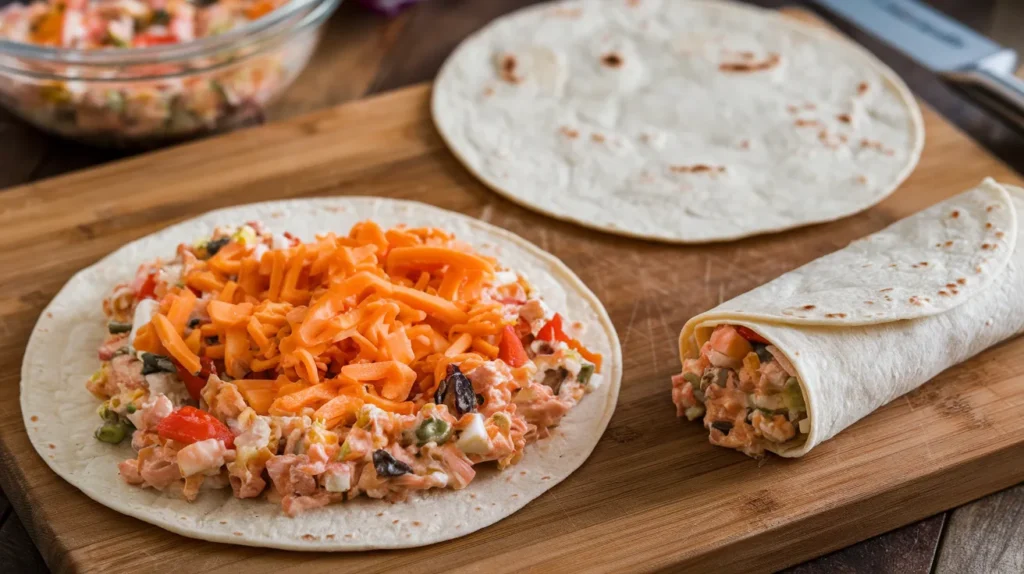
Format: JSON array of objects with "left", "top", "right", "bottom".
[
  {"left": 87, "top": 220, "right": 604, "bottom": 515},
  {"left": 0, "top": 0, "right": 321, "bottom": 144},
  {"left": 0, "top": 0, "right": 287, "bottom": 48},
  {"left": 671, "top": 325, "right": 808, "bottom": 457}
]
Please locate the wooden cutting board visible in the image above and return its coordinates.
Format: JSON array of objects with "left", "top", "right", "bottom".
[{"left": 3, "top": 10, "right": 1024, "bottom": 574}]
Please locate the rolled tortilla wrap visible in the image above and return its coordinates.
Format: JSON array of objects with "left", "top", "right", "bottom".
[{"left": 674, "top": 178, "right": 1024, "bottom": 457}]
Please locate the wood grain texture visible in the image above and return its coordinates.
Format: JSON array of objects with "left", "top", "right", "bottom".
[
  {"left": 1, "top": 2, "right": 1023, "bottom": 573},
  {"left": 935, "top": 485, "right": 1024, "bottom": 574},
  {"left": 1, "top": 72, "right": 1023, "bottom": 572}
]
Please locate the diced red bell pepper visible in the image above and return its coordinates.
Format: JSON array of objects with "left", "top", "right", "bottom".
[
  {"left": 133, "top": 33, "right": 178, "bottom": 47},
  {"left": 537, "top": 313, "right": 570, "bottom": 343},
  {"left": 735, "top": 326, "right": 770, "bottom": 345},
  {"left": 136, "top": 273, "right": 158, "bottom": 300},
  {"left": 175, "top": 357, "right": 216, "bottom": 402},
  {"left": 498, "top": 325, "right": 529, "bottom": 368},
  {"left": 157, "top": 406, "right": 234, "bottom": 448}
]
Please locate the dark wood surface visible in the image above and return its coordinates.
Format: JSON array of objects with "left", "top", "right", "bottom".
[{"left": 1, "top": 1, "right": 1022, "bottom": 572}]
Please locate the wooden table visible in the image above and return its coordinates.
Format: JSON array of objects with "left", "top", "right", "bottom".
[{"left": 2, "top": 1, "right": 1023, "bottom": 572}]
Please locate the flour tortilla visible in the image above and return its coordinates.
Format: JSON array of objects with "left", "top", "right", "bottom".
[
  {"left": 679, "top": 179, "right": 1023, "bottom": 456},
  {"left": 432, "top": 0, "right": 924, "bottom": 243},
  {"left": 21, "top": 197, "right": 622, "bottom": 550}
]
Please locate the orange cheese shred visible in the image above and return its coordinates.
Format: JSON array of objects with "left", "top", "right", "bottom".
[
  {"left": 152, "top": 313, "right": 201, "bottom": 374},
  {"left": 139, "top": 220, "right": 601, "bottom": 419}
]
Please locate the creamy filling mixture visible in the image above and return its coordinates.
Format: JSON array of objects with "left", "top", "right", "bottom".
[
  {"left": 672, "top": 325, "right": 808, "bottom": 458},
  {"left": 87, "top": 222, "right": 603, "bottom": 515},
  {"left": 0, "top": 0, "right": 293, "bottom": 141}
]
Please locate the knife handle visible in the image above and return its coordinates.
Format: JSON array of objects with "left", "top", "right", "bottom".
[{"left": 941, "top": 64, "right": 1024, "bottom": 133}]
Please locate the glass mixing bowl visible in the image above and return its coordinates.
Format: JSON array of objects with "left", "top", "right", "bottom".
[{"left": 0, "top": 0, "right": 341, "bottom": 146}]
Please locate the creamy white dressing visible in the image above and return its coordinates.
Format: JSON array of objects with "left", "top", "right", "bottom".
[
  {"left": 128, "top": 299, "right": 159, "bottom": 347},
  {"left": 177, "top": 438, "right": 229, "bottom": 477},
  {"left": 234, "top": 416, "right": 271, "bottom": 450},
  {"left": 144, "top": 372, "right": 190, "bottom": 406}
]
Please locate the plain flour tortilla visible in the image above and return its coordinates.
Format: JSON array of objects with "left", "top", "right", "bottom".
[
  {"left": 21, "top": 197, "right": 622, "bottom": 550},
  {"left": 432, "top": 0, "right": 924, "bottom": 242},
  {"left": 680, "top": 179, "right": 1023, "bottom": 456}
]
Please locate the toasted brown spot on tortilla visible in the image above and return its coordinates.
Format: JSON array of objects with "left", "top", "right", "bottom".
[
  {"left": 987, "top": 205, "right": 997, "bottom": 212},
  {"left": 482, "top": 87, "right": 495, "bottom": 97},
  {"left": 233, "top": 532, "right": 242, "bottom": 536},
  {"left": 946, "top": 283, "right": 957, "bottom": 289},
  {"left": 938, "top": 290, "right": 949, "bottom": 296},
  {"left": 48, "top": 444, "right": 55, "bottom": 449},
  {"left": 739, "top": 139, "right": 750, "bottom": 149},
  {"left": 857, "top": 81, "right": 870, "bottom": 95},
  {"left": 719, "top": 53, "right": 781, "bottom": 72},
  {"left": 951, "top": 210, "right": 960, "bottom": 218},
  {"left": 945, "top": 241, "right": 954, "bottom": 247},
  {"left": 794, "top": 119, "right": 819, "bottom": 128},
  {"left": 326, "top": 534, "right": 336, "bottom": 540},
  {"left": 601, "top": 53, "right": 623, "bottom": 67},
  {"left": 836, "top": 113, "right": 852, "bottom": 124},
  {"left": 982, "top": 243, "right": 993, "bottom": 250},
  {"left": 996, "top": 231, "right": 1005, "bottom": 239},
  {"left": 985, "top": 222, "right": 993, "bottom": 229},
  {"left": 860, "top": 139, "right": 893, "bottom": 155},
  {"left": 499, "top": 54, "right": 521, "bottom": 83},
  {"left": 976, "top": 266, "right": 984, "bottom": 273},
  {"left": 865, "top": 301, "right": 874, "bottom": 305},
  {"left": 219, "top": 520, "right": 227, "bottom": 524},
  {"left": 787, "top": 105, "right": 800, "bottom": 114},
  {"left": 591, "top": 133, "right": 606, "bottom": 143},
  {"left": 856, "top": 175, "right": 868, "bottom": 184},
  {"left": 542, "top": 475, "right": 552, "bottom": 480},
  {"left": 302, "top": 534, "right": 316, "bottom": 541},
  {"left": 412, "top": 521, "right": 422, "bottom": 527},
  {"left": 30, "top": 416, "right": 38, "bottom": 422},
  {"left": 475, "top": 506, "right": 482, "bottom": 511},
  {"left": 802, "top": 304, "right": 816, "bottom": 310},
  {"left": 560, "top": 126, "right": 579, "bottom": 139},
  {"left": 670, "top": 164, "right": 726, "bottom": 174},
  {"left": 393, "top": 519, "right": 400, "bottom": 524},
  {"left": 957, "top": 278, "right": 967, "bottom": 285},
  {"left": 627, "top": 0, "right": 641, "bottom": 6},
  {"left": 376, "top": 512, "right": 384, "bottom": 517},
  {"left": 825, "top": 313, "right": 847, "bottom": 318},
  {"left": 879, "top": 287, "right": 893, "bottom": 292},
  {"left": 909, "top": 296, "right": 923, "bottom": 306}
]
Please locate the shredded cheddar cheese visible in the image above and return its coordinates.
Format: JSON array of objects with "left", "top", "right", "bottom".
[{"left": 139, "top": 221, "right": 588, "bottom": 419}]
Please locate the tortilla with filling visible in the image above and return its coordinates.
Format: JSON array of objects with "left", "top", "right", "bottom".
[
  {"left": 432, "top": 0, "right": 924, "bottom": 243},
  {"left": 21, "top": 197, "right": 621, "bottom": 550},
  {"left": 673, "top": 179, "right": 1023, "bottom": 457}
]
